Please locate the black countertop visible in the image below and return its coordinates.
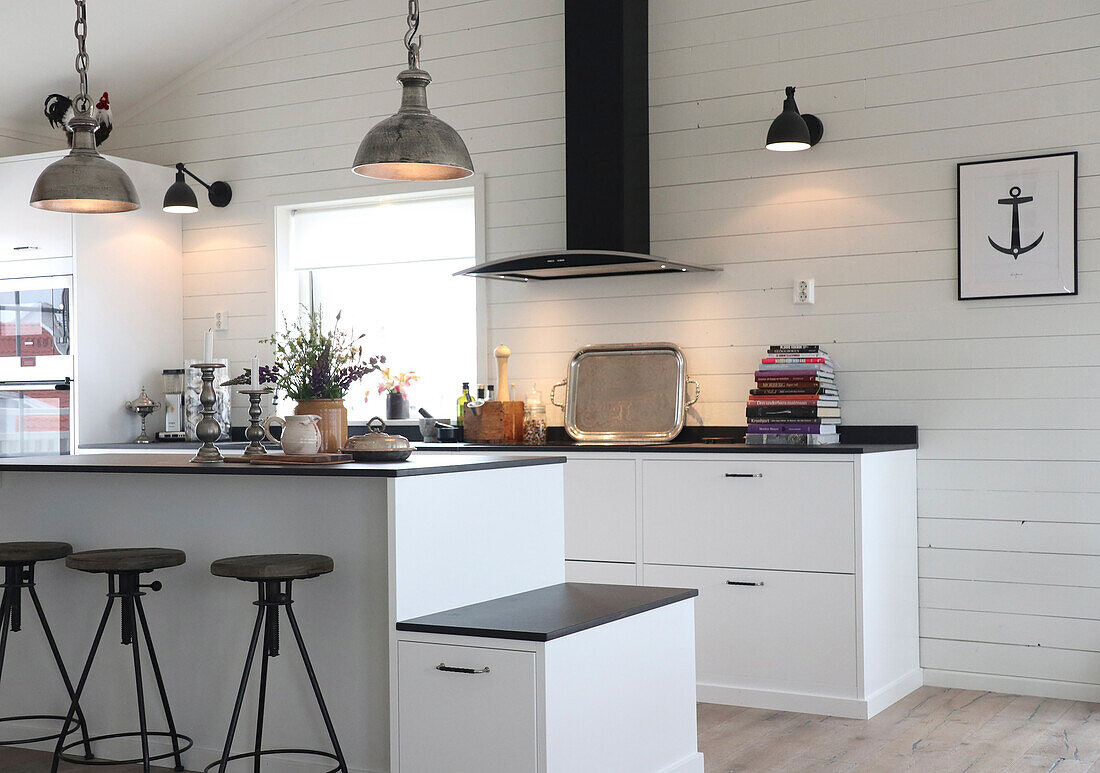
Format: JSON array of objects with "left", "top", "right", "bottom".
[
  {"left": 396, "top": 582, "right": 698, "bottom": 642},
  {"left": 82, "top": 426, "right": 918, "bottom": 455},
  {"left": 0, "top": 452, "right": 565, "bottom": 478}
]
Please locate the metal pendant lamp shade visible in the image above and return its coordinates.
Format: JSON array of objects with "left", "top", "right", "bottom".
[
  {"left": 162, "top": 169, "right": 199, "bottom": 214},
  {"left": 353, "top": 68, "right": 473, "bottom": 181},
  {"left": 31, "top": 0, "right": 140, "bottom": 213},
  {"left": 31, "top": 117, "right": 140, "bottom": 213},
  {"left": 351, "top": 1, "right": 473, "bottom": 181},
  {"left": 766, "top": 86, "right": 823, "bottom": 152}
]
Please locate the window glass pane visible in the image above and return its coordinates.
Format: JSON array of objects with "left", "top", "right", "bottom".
[
  {"left": 290, "top": 191, "right": 475, "bottom": 270},
  {"left": 285, "top": 190, "right": 477, "bottom": 423}
]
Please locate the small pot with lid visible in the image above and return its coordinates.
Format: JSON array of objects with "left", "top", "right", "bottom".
[{"left": 342, "top": 417, "right": 414, "bottom": 462}]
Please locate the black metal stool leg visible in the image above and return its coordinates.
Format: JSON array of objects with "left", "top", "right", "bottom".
[
  {"left": 126, "top": 592, "right": 152, "bottom": 773},
  {"left": 134, "top": 595, "right": 185, "bottom": 771},
  {"left": 285, "top": 596, "right": 349, "bottom": 772},
  {"left": 216, "top": 594, "right": 266, "bottom": 773},
  {"left": 51, "top": 596, "right": 115, "bottom": 773},
  {"left": 0, "top": 584, "right": 13, "bottom": 687},
  {"left": 27, "top": 583, "right": 94, "bottom": 759}
]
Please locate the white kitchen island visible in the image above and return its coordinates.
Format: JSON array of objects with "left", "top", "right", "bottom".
[{"left": 0, "top": 452, "right": 566, "bottom": 773}]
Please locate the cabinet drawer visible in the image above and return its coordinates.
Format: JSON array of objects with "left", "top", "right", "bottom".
[
  {"left": 642, "top": 459, "right": 855, "bottom": 573},
  {"left": 398, "top": 641, "right": 538, "bottom": 773},
  {"left": 564, "top": 457, "right": 636, "bottom": 562},
  {"left": 565, "top": 560, "right": 637, "bottom": 584},
  {"left": 0, "top": 159, "right": 73, "bottom": 260},
  {"left": 644, "top": 564, "right": 857, "bottom": 698}
]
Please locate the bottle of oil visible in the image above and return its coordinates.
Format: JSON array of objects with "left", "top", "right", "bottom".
[{"left": 456, "top": 382, "right": 472, "bottom": 427}]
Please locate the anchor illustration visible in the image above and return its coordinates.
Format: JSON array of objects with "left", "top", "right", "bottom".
[{"left": 988, "top": 186, "right": 1043, "bottom": 259}]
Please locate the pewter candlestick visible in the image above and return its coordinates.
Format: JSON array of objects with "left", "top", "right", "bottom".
[
  {"left": 239, "top": 387, "right": 273, "bottom": 457},
  {"left": 190, "top": 363, "right": 225, "bottom": 464}
]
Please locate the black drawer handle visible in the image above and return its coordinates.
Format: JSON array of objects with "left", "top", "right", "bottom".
[
  {"left": 725, "top": 473, "right": 763, "bottom": 478},
  {"left": 436, "top": 662, "right": 490, "bottom": 675},
  {"left": 726, "top": 580, "right": 764, "bottom": 587}
]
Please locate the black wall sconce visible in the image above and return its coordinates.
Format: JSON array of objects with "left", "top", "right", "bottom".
[
  {"left": 162, "top": 163, "right": 232, "bottom": 213},
  {"left": 765, "top": 86, "right": 823, "bottom": 152}
]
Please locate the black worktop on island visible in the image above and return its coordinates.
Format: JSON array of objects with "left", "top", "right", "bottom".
[
  {"left": 397, "top": 582, "right": 698, "bottom": 642},
  {"left": 0, "top": 452, "right": 565, "bottom": 478}
]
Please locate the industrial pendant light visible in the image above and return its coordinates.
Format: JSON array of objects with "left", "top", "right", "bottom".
[
  {"left": 30, "top": 0, "right": 140, "bottom": 213},
  {"left": 351, "top": 0, "right": 473, "bottom": 181},
  {"left": 163, "top": 163, "right": 232, "bottom": 214},
  {"left": 765, "top": 86, "right": 824, "bottom": 152}
]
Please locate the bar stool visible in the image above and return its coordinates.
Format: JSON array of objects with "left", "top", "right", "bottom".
[
  {"left": 52, "top": 548, "right": 193, "bottom": 773},
  {"left": 206, "top": 553, "right": 347, "bottom": 773},
  {"left": 0, "top": 542, "right": 92, "bottom": 757}
]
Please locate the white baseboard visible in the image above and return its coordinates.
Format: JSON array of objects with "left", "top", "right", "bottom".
[
  {"left": 924, "top": 669, "right": 1100, "bottom": 704},
  {"left": 698, "top": 670, "right": 923, "bottom": 721},
  {"left": 659, "top": 751, "right": 705, "bottom": 773},
  {"left": 864, "top": 669, "right": 925, "bottom": 718}
]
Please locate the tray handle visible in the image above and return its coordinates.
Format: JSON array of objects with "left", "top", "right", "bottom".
[
  {"left": 550, "top": 379, "right": 567, "bottom": 408},
  {"left": 685, "top": 377, "right": 701, "bottom": 407}
]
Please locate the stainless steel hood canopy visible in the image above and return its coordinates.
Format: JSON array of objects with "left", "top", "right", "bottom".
[{"left": 456, "top": 0, "right": 719, "bottom": 282}]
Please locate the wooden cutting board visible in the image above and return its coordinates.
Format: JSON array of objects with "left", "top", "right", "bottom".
[{"left": 225, "top": 453, "right": 354, "bottom": 465}]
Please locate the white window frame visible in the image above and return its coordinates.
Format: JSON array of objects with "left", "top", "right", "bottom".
[{"left": 272, "top": 175, "right": 489, "bottom": 411}]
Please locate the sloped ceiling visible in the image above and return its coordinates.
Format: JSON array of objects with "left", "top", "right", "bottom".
[{"left": 0, "top": 0, "right": 302, "bottom": 144}]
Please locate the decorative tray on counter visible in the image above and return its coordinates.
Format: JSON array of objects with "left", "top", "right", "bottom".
[
  {"left": 550, "top": 342, "right": 700, "bottom": 444},
  {"left": 225, "top": 453, "right": 353, "bottom": 465}
]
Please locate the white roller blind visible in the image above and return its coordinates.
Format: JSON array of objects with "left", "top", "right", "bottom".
[{"left": 289, "top": 189, "right": 475, "bottom": 270}]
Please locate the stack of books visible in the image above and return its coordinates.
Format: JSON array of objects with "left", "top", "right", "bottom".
[{"left": 745, "top": 344, "right": 840, "bottom": 446}]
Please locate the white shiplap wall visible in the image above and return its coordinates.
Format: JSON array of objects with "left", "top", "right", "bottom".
[{"left": 107, "top": 0, "right": 1100, "bottom": 700}]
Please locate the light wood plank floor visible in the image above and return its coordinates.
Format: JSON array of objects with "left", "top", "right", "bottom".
[{"left": 1, "top": 687, "right": 1097, "bottom": 771}]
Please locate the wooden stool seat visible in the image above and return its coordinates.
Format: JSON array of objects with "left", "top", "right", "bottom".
[
  {"left": 65, "top": 548, "right": 186, "bottom": 574},
  {"left": 210, "top": 553, "right": 334, "bottom": 581},
  {"left": 0, "top": 541, "right": 73, "bottom": 565}
]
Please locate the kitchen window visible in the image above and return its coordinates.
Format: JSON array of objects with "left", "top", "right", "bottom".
[{"left": 280, "top": 188, "right": 478, "bottom": 422}]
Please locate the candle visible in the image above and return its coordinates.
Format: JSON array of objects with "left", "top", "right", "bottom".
[
  {"left": 203, "top": 328, "right": 214, "bottom": 362},
  {"left": 250, "top": 355, "right": 259, "bottom": 389}
]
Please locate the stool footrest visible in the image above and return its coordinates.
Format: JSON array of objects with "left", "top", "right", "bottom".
[
  {"left": 0, "top": 714, "right": 86, "bottom": 747},
  {"left": 203, "top": 748, "right": 342, "bottom": 773},
  {"left": 59, "top": 730, "right": 193, "bottom": 767}
]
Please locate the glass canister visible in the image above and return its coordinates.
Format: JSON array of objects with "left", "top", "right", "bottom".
[{"left": 523, "top": 385, "right": 548, "bottom": 445}]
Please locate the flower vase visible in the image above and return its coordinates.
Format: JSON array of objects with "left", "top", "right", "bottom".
[
  {"left": 294, "top": 398, "right": 347, "bottom": 453},
  {"left": 386, "top": 392, "right": 410, "bottom": 420}
]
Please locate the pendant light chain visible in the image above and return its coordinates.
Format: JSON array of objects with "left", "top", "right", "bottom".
[
  {"left": 73, "top": 0, "right": 91, "bottom": 114},
  {"left": 404, "top": 0, "right": 421, "bottom": 69}
]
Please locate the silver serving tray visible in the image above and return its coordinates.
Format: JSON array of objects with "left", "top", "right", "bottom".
[{"left": 550, "top": 343, "right": 699, "bottom": 444}]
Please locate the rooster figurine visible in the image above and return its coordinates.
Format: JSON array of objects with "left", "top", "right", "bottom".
[{"left": 43, "top": 91, "right": 113, "bottom": 147}]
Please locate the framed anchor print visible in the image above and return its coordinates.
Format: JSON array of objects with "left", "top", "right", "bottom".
[{"left": 957, "top": 151, "right": 1077, "bottom": 300}]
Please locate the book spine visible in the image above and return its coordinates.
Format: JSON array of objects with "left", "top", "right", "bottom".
[
  {"left": 760, "top": 357, "right": 831, "bottom": 364},
  {"left": 750, "top": 388, "right": 838, "bottom": 395},
  {"left": 757, "top": 363, "right": 835, "bottom": 371},
  {"left": 747, "top": 417, "right": 840, "bottom": 425},
  {"left": 755, "top": 370, "right": 834, "bottom": 380},
  {"left": 745, "top": 433, "right": 839, "bottom": 445},
  {"left": 768, "top": 345, "right": 827, "bottom": 353},
  {"left": 749, "top": 423, "right": 837, "bottom": 433},
  {"left": 746, "top": 406, "right": 836, "bottom": 418}
]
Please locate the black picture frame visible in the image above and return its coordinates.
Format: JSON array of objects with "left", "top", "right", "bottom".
[{"left": 957, "top": 151, "right": 1078, "bottom": 301}]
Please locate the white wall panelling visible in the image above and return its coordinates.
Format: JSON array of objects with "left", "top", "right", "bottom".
[{"left": 104, "top": 0, "right": 1100, "bottom": 699}]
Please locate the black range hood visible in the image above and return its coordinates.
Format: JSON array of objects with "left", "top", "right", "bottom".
[{"left": 455, "top": 0, "right": 718, "bottom": 282}]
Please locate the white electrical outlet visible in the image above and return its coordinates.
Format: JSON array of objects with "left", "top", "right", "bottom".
[
  {"left": 794, "top": 278, "right": 815, "bottom": 305},
  {"left": 214, "top": 310, "right": 229, "bottom": 331}
]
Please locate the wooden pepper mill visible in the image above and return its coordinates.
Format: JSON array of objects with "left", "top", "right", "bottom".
[
  {"left": 495, "top": 344, "right": 511, "bottom": 400},
  {"left": 465, "top": 344, "right": 523, "bottom": 443}
]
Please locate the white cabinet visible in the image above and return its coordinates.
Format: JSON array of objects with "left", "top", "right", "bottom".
[
  {"left": 398, "top": 641, "right": 538, "bottom": 773},
  {"left": 0, "top": 157, "right": 73, "bottom": 260},
  {"left": 559, "top": 448, "right": 920, "bottom": 719},
  {"left": 565, "top": 560, "right": 637, "bottom": 584},
  {"left": 564, "top": 457, "right": 635, "bottom": 562},
  {"left": 642, "top": 459, "right": 855, "bottom": 574},
  {"left": 644, "top": 564, "right": 857, "bottom": 702}
]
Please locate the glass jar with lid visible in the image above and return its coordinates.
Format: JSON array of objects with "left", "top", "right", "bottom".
[{"left": 523, "top": 385, "right": 548, "bottom": 445}]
